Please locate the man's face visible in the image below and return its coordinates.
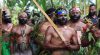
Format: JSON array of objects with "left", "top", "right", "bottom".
[
  {"left": 71, "top": 9, "right": 80, "bottom": 16},
  {"left": 19, "top": 12, "right": 28, "bottom": 20},
  {"left": 89, "top": 6, "right": 96, "bottom": 13},
  {"left": 48, "top": 12, "right": 55, "bottom": 20},
  {"left": 54, "top": 13, "right": 67, "bottom": 26},
  {"left": 19, "top": 16, "right": 27, "bottom": 20},
  {"left": 89, "top": 6, "right": 96, "bottom": 16},
  {"left": 69, "top": 7, "right": 81, "bottom": 22},
  {"left": 19, "top": 13, "right": 28, "bottom": 25}
]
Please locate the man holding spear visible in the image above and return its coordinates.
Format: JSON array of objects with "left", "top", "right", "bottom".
[{"left": 44, "top": 7, "right": 80, "bottom": 55}]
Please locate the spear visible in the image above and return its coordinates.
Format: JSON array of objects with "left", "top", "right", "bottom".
[{"left": 32, "top": 0, "right": 67, "bottom": 43}]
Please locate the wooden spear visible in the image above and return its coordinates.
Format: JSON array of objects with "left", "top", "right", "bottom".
[{"left": 32, "top": 0, "right": 67, "bottom": 43}]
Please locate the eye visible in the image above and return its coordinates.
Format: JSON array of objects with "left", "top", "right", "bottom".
[
  {"left": 75, "top": 12, "right": 79, "bottom": 14},
  {"left": 64, "top": 15, "right": 67, "bottom": 16}
]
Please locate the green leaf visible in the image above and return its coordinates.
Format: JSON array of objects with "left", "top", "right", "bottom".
[
  {"left": 88, "top": 32, "right": 95, "bottom": 41},
  {"left": 96, "top": 40, "right": 100, "bottom": 48},
  {"left": 37, "top": 0, "right": 46, "bottom": 11},
  {"left": 21, "top": 0, "right": 28, "bottom": 7},
  {"left": 6, "top": 0, "right": 17, "bottom": 9}
]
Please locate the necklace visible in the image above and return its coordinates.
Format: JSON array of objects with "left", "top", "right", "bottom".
[{"left": 20, "top": 25, "right": 26, "bottom": 37}]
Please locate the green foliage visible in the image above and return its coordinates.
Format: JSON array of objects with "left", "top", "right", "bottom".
[
  {"left": 6, "top": 0, "right": 17, "bottom": 10},
  {"left": 96, "top": 39, "right": 100, "bottom": 48}
]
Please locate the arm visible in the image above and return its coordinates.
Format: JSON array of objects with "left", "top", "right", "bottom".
[
  {"left": 4, "top": 24, "right": 13, "bottom": 33},
  {"left": 67, "top": 31, "right": 80, "bottom": 51}
]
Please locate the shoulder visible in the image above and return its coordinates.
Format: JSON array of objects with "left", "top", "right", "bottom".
[
  {"left": 47, "top": 26, "right": 54, "bottom": 31},
  {"left": 46, "top": 26, "right": 55, "bottom": 34},
  {"left": 40, "top": 22, "right": 51, "bottom": 31},
  {"left": 67, "top": 26, "right": 75, "bottom": 33},
  {"left": 8, "top": 23, "right": 13, "bottom": 26},
  {"left": 12, "top": 25, "right": 18, "bottom": 32},
  {"left": 79, "top": 21, "right": 85, "bottom": 25},
  {"left": 26, "top": 24, "right": 33, "bottom": 31},
  {"left": 39, "top": 22, "right": 45, "bottom": 27},
  {"left": 41, "top": 22, "right": 51, "bottom": 27},
  {"left": 78, "top": 21, "right": 86, "bottom": 27}
]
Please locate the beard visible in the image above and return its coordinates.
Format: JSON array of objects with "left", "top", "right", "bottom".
[
  {"left": 19, "top": 19, "right": 27, "bottom": 25},
  {"left": 70, "top": 15, "right": 80, "bottom": 23},
  {"left": 3, "top": 18, "right": 11, "bottom": 24},
  {"left": 89, "top": 11, "right": 96, "bottom": 16},
  {"left": 54, "top": 17, "right": 68, "bottom": 26}
]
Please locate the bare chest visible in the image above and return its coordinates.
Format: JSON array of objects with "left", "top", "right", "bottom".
[
  {"left": 15, "top": 27, "right": 31, "bottom": 35},
  {"left": 51, "top": 28, "right": 72, "bottom": 45}
]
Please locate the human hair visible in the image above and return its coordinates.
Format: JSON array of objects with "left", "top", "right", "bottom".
[{"left": 89, "top": 4, "right": 96, "bottom": 8}]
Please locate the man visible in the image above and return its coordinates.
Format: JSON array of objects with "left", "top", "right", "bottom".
[
  {"left": 44, "top": 7, "right": 80, "bottom": 55},
  {"left": 68, "top": 7, "right": 89, "bottom": 47},
  {"left": 92, "top": 9, "right": 100, "bottom": 39},
  {"left": 39, "top": 8, "right": 56, "bottom": 35},
  {"left": 89, "top": 19, "right": 100, "bottom": 55},
  {"left": 11, "top": 12, "right": 33, "bottom": 55},
  {"left": 93, "top": 10, "right": 100, "bottom": 38},
  {"left": 2, "top": 7, "right": 13, "bottom": 33},
  {"left": 83, "top": 4, "right": 99, "bottom": 47},
  {"left": 32, "top": 8, "right": 56, "bottom": 55},
  {"left": 68, "top": 7, "right": 87, "bottom": 32},
  {"left": 37, "top": 8, "right": 56, "bottom": 46},
  {"left": 2, "top": 7, "right": 13, "bottom": 55},
  {"left": 84, "top": 4, "right": 98, "bottom": 26},
  {"left": 91, "top": 19, "right": 100, "bottom": 39}
]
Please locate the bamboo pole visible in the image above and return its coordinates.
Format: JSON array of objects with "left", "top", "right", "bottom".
[{"left": 32, "top": 0, "right": 67, "bottom": 42}]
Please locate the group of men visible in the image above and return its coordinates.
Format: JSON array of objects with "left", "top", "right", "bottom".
[
  {"left": 1, "top": 4, "right": 100, "bottom": 55},
  {"left": 2, "top": 7, "right": 33, "bottom": 55},
  {"left": 40, "top": 4, "right": 100, "bottom": 55}
]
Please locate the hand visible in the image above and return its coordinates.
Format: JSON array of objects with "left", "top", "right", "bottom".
[{"left": 64, "top": 41, "right": 70, "bottom": 46}]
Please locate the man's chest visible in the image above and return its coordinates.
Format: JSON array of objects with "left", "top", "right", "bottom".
[
  {"left": 53, "top": 28, "right": 72, "bottom": 41},
  {"left": 14, "top": 27, "right": 31, "bottom": 35}
]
